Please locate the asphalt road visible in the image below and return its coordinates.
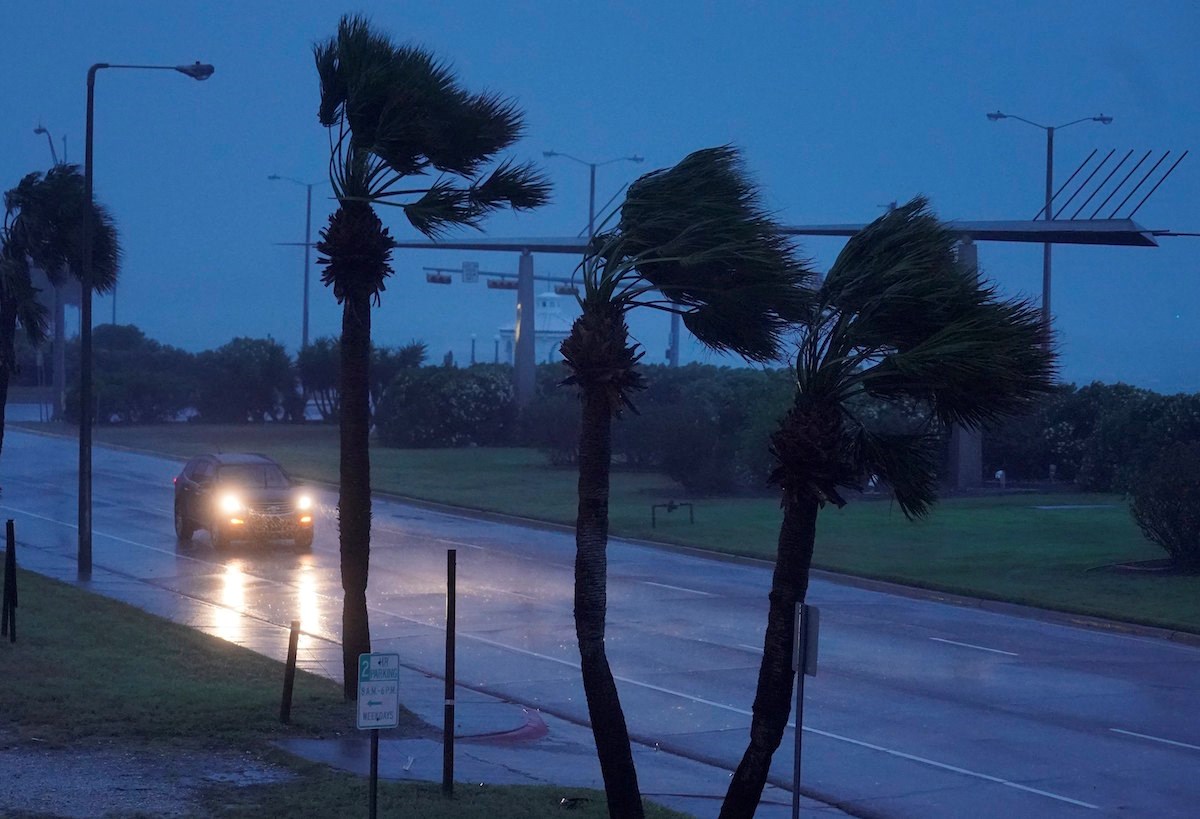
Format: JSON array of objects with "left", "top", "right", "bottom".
[{"left": 3, "top": 429, "right": 1198, "bottom": 817}]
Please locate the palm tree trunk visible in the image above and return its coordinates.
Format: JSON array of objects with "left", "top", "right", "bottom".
[
  {"left": 720, "top": 496, "right": 820, "bottom": 818},
  {"left": 339, "top": 288, "right": 372, "bottom": 699},
  {"left": 576, "top": 382, "right": 644, "bottom": 819}
]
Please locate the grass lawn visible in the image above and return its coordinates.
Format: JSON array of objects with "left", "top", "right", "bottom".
[
  {"left": 17, "top": 421, "right": 1200, "bottom": 633},
  {"left": 0, "top": 566, "right": 683, "bottom": 818}
]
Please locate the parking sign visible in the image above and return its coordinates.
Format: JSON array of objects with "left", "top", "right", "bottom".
[{"left": 357, "top": 652, "right": 400, "bottom": 730}]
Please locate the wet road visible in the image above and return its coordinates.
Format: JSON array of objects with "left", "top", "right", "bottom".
[{"left": 3, "top": 429, "right": 1198, "bottom": 817}]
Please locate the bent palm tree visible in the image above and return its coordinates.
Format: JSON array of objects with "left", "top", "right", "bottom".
[
  {"left": 561, "top": 146, "right": 813, "bottom": 818},
  {"left": 0, "top": 165, "right": 119, "bottom": 460},
  {"left": 313, "top": 15, "right": 550, "bottom": 697},
  {"left": 719, "top": 198, "right": 1055, "bottom": 817}
]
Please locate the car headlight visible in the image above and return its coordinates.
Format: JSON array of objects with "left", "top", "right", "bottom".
[
  {"left": 219, "top": 493, "right": 244, "bottom": 514},
  {"left": 296, "top": 494, "right": 313, "bottom": 511}
]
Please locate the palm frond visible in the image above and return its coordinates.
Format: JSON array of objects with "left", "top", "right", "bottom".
[
  {"left": 602, "top": 146, "right": 814, "bottom": 361},
  {"left": 844, "top": 426, "right": 940, "bottom": 519},
  {"left": 469, "top": 159, "right": 552, "bottom": 213}
]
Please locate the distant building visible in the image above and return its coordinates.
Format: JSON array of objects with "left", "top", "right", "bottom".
[{"left": 498, "top": 291, "right": 576, "bottom": 365}]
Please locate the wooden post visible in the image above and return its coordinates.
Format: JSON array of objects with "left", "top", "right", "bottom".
[
  {"left": 280, "top": 619, "right": 300, "bottom": 723},
  {"left": 2, "top": 520, "right": 16, "bottom": 642}
]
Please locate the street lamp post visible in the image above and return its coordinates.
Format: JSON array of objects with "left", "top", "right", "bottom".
[
  {"left": 541, "top": 150, "right": 643, "bottom": 241},
  {"left": 987, "top": 110, "right": 1112, "bottom": 334},
  {"left": 268, "top": 174, "right": 323, "bottom": 350},
  {"left": 79, "top": 60, "right": 213, "bottom": 576}
]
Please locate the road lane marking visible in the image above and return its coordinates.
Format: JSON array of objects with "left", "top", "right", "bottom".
[
  {"left": 801, "top": 726, "right": 1099, "bottom": 810},
  {"left": 3, "top": 498, "right": 1099, "bottom": 811},
  {"left": 640, "top": 581, "right": 714, "bottom": 596},
  {"left": 929, "top": 637, "right": 1018, "bottom": 657},
  {"left": 1110, "top": 728, "right": 1200, "bottom": 752},
  {"left": 737, "top": 643, "right": 764, "bottom": 653}
]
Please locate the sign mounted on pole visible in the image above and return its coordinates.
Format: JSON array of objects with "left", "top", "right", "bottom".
[
  {"left": 462, "top": 261, "right": 479, "bottom": 283},
  {"left": 357, "top": 652, "right": 400, "bottom": 730}
]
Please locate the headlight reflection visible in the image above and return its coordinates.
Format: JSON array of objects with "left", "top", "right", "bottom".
[{"left": 214, "top": 560, "right": 246, "bottom": 644}]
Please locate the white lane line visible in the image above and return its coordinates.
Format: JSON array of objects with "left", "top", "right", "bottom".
[
  {"left": 737, "top": 643, "right": 764, "bottom": 653},
  {"left": 801, "top": 726, "right": 1099, "bottom": 810},
  {"left": 640, "top": 580, "right": 714, "bottom": 596},
  {"left": 1110, "top": 728, "right": 1200, "bottom": 752},
  {"left": 6, "top": 500, "right": 1096, "bottom": 812},
  {"left": 433, "top": 537, "right": 486, "bottom": 550},
  {"left": 930, "top": 637, "right": 1018, "bottom": 657}
]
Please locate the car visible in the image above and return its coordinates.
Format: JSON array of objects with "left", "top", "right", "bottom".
[{"left": 173, "top": 453, "right": 314, "bottom": 551}]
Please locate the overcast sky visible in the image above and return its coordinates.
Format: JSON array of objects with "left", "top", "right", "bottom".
[{"left": 2, "top": 1, "right": 1196, "bottom": 392}]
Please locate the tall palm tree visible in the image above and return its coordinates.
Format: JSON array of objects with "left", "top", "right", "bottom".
[
  {"left": 0, "top": 165, "right": 119, "bottom": 459},
  {"left": 560, "top": 145, "right": 813, "bottom": 818},
  {"left": 718, "top": 198, "right": 1056, "bottom": 817},
  {"left": 313, "top": 15, "right": 550, "bottom": 698}
]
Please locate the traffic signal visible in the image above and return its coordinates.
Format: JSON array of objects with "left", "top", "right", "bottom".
[
  {"left": 554, "top": 284, "right": 579, "bottom": 296},
  {"left": 425, "top": 273, "right": 452, "bottom": 284},
  {"left": 486, "top": 278, "right": 519, "bottom": 290}
]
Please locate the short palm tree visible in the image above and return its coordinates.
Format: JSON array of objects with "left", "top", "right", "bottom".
[
  {"left": 313, "top": 15, "right": 550, "bottom": 698},
  {"left": 718, "top": 198, "right": 1056, "bottom": 817},
  {"left": 0, "top": 165, "right": 119, "bottom": 460},
  {"left": 560, "top": 145, "right": 813, "bottom": 818}
]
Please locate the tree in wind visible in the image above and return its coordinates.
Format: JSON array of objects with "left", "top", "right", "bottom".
[
  {"left": 719, "top": 198, "right": 1056, "bottom": 817},
  {"left": 560, "top": 145, "right": 813, "bottom": 817},
  {"left": 0, "top": 165, "right": 119, "bottom": 459},
  {"left": 314, "top": 15, "right": 550, "bottom": 697}
]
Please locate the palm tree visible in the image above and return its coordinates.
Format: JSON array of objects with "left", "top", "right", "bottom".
[
  {"left": 313, "top": 15, "right": 550, "bottom": 698},
  {"left": 560, "top": 146, "right": 813, "bottom": 818},
  {"left": 0, "top": 165, "right": 119, "bottom": 459},
  {"left": 718, "top": 198, "right": 1056, "bottom": 818}
]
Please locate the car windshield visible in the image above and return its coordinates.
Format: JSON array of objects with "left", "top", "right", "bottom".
[{"left": 217, "top": 464, "right": 289, "bottom": 489}]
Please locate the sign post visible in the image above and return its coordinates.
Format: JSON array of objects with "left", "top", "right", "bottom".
[
  {"left": 791, "top": 603, "right": 819, "bottom": 819},
  {"left": 358, "top": 652, "right": 400, "bottom": 819}
]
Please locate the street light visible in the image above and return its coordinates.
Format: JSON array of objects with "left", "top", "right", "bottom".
[
  {"left": 33, "top": 124, "right": 60, "bottom": 165},
  {"left": 987, "top": 110, "right": 1112, "bottom": 334},
  {"left": 79, "top": 60, "right": 214, "bottom": 576},
  {"left": 541, "top": 150, "right": 643, "bottom": 241},
  {"left": 268, "top": 174, "right": 324, "bottom": 350}
]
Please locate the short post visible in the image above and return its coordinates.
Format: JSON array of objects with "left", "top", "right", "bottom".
[
  {"left": 443, "top": 548, "right": 457, "bottom": 795},
  {"left": 280, "top": 619, "right": 300, "bottom": 723},
  {"left": 2, "top": 520, "right": 17, "bottom": 642}
]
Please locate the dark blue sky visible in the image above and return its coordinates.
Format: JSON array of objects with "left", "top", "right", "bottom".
[{"left": 3, "top": 1, "right": 1196, "bottom": 391}]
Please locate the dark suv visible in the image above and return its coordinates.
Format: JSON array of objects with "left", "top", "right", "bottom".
[{"left": 173, "top": 453, "right": 314, "bottom": 550}]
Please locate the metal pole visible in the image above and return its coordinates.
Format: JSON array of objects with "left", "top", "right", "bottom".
[
  {"left": 79, "top": 64, "right": 101, "bottom": 578},
  {"left": 668, "top": 312, "right": 681, "bottom": 367},
  {"left": 369, "top": 727, "right": 379, "bottom": 818},
  {"left": 443, "top": 548, "right": 457, "bottom": 795},
  {"left": 514, "top": 251, "right": 535, "bottom": 407},
  {"left": 791, "top": 603, "right": 807, "bottom": 819},
  {"left": 1042, "top": 126, "right": 1054, "bottom": 334},
  {"left": 302, "top": 183, "right": 312, "bottom": 350},
  {"left": 587, "top": 164, "right": 596, "bottom": 242}
]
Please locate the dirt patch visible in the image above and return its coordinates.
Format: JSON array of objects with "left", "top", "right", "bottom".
[{"left": 0, "top": 732, "right": 294, "bottom": 818}]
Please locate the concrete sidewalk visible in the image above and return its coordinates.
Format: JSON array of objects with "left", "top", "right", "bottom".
[{"left": 16, "top": 536, "right": 848, "bottom": 818}]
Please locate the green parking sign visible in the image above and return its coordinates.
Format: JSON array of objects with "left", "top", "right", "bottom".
[{"left": 357, "top": 652, "right": 400, "bottom": 730}]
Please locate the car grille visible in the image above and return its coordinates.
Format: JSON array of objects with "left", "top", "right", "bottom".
[{"left": 250, "top": 501, "right": 293, "bottom": 515}]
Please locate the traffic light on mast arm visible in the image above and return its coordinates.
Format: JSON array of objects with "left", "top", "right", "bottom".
[
  {"left": 486, "top": 279, "right": 518, "bottom": 290},
  {"left": 425, "top": 273, "right": 452, "bottom": 284}
]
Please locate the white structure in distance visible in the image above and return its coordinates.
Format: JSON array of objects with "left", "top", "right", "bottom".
[{"left": 498, "top": 290, "right": 577, "bottom": 365}]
